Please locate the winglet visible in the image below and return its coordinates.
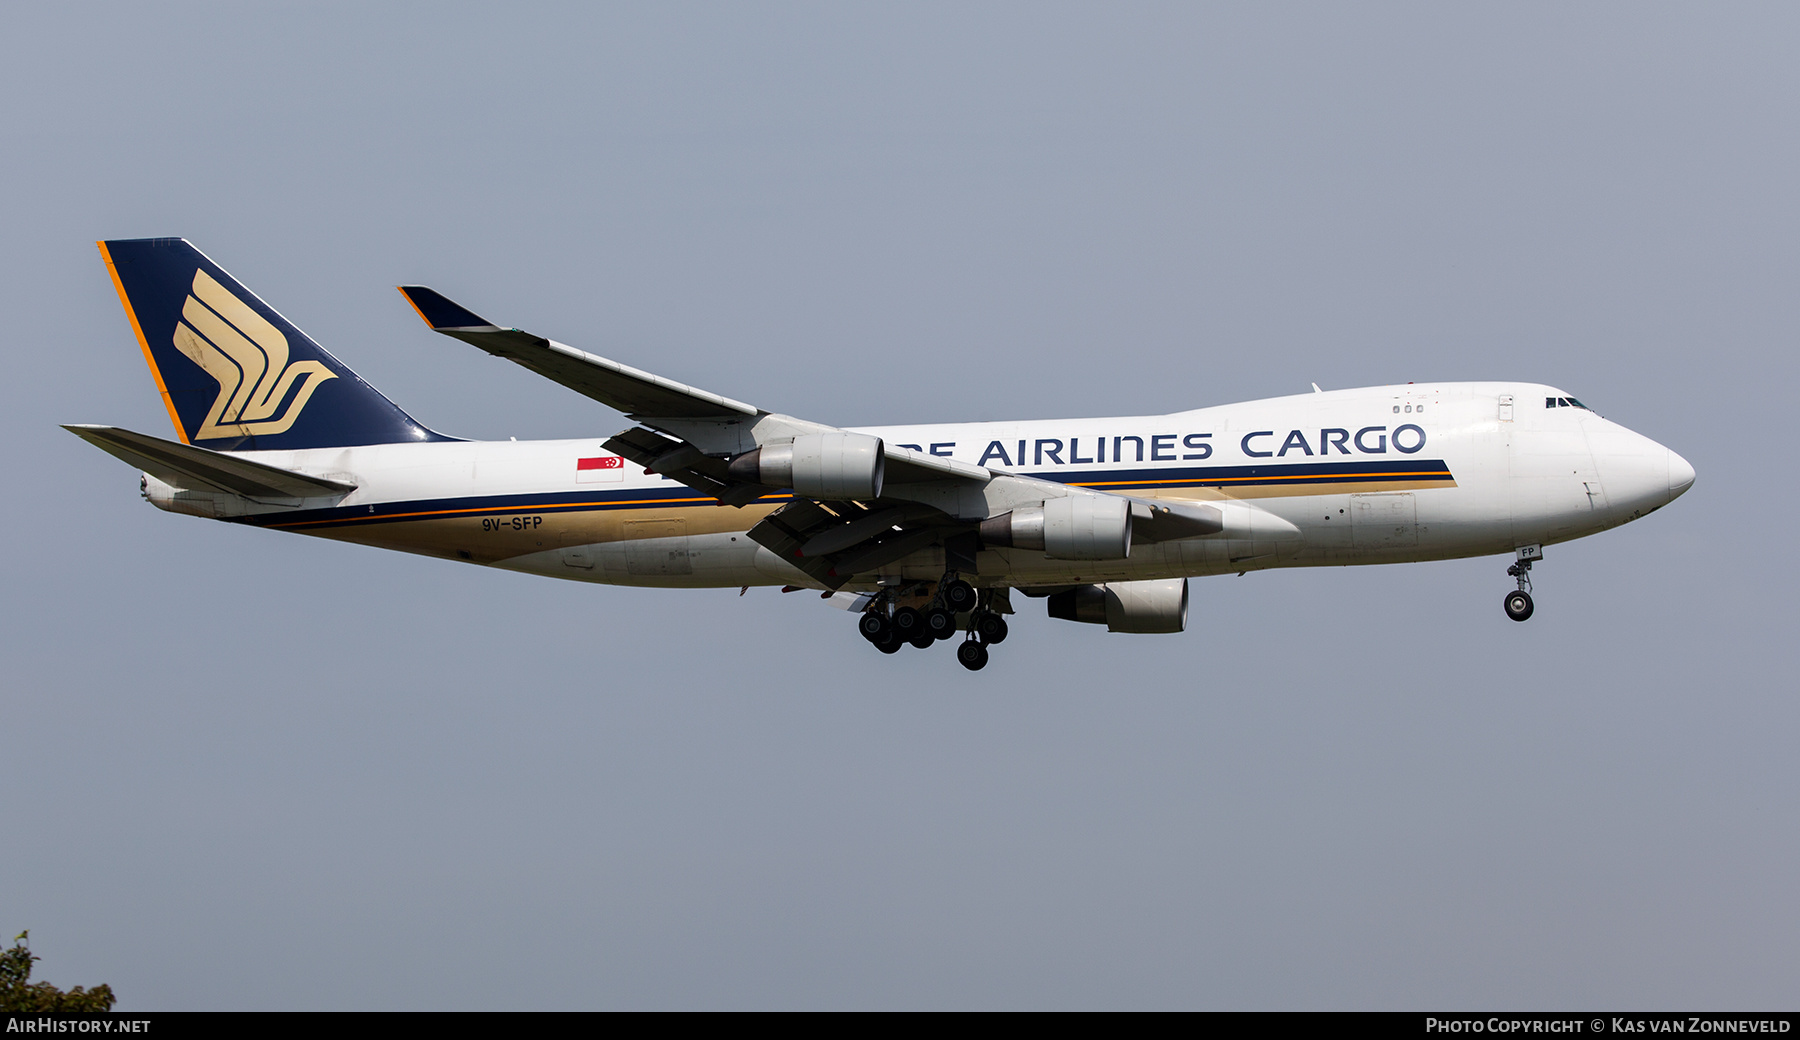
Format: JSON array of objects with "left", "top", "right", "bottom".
[{"left": 397, "top": 286, "right": 498, "bottom": 330}]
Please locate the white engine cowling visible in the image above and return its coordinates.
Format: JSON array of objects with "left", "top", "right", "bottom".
[
  {"left": 1046, "top": 578, "right": 1188, "bottom": 633},
  {"left": 978, "top": 494, "right": 1132, "bottom": 560},
  {"left": 728, "top": 432, "right": 885, "bottom": 500}
]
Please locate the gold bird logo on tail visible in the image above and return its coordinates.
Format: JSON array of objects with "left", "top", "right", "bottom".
[{"left": 170, "top": 269, "right": 335, "bottom": 440}]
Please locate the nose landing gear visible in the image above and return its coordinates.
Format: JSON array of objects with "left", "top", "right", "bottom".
[{"left": 1503, "top": 545, "right": 1541, "bottom": 622}]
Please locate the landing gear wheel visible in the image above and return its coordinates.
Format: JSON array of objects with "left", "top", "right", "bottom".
[
  {"left": 925, "top": 607, "right": 958, "bottom": 641},
  {"left": 858, "top": 612, "right": 892, "bottom": 643},
  {"left": 941, "top": 579, "right": 977, "bottom": 613},
  {"left": 908, "top": 632, "right": 937, "bottom": 650},
  {"left": 975, "top": 613, "right": 1009, "bottom": 645},
  {"left": 1504, "top": 589, "right": 1534, "bottom": 622},
  {"left": 956, "top": 640, "right": 990, "bottom": 671},
  {"left": 892, "top": 606, "right": 924, "bottom": 640},
  {"left": 875, "top": 635, "right": 902, "bottom": 654}
]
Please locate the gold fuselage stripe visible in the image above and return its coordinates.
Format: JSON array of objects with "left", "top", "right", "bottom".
[{"left": 264, "top": 494, "right": 756, "bottom": 529}]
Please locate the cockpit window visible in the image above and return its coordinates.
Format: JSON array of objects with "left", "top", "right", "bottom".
[{"left": 1545, "top": 397, "right": 1591, "bottom": 410}]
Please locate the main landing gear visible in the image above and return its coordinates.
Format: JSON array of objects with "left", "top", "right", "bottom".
[
  {"left": 1503, "top": 544, "right": 1541, "bottom": 622},
  {"left": 955, "top": 595, "right": 1009, "bottom": 672},
  {"left": 857, "top": 575, "right": 1008, "bottom": 670}
]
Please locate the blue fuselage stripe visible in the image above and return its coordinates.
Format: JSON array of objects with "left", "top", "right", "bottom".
[{"left": 245, "top": 459, "right": 1455, "bottom": 530}]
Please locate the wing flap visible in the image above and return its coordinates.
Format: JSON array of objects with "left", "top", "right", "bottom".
[
  {"left": 64, "top": 424, "right": 356, "bottom": 499},
  {"left": 746, "top": 498, "right": 966, "bottom": 588},
  {"left": 746, "top": 500, "right": 843, "bottom": 585},
  {"left": 601, "top": 426, "right": 771, "bottom": 507}
]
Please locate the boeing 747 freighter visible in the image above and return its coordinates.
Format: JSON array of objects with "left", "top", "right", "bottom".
[{"left": 69, "top": 239, "right": 1695, "bottom": 670}]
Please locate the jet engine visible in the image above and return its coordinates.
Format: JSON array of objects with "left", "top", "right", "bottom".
[
  {"left": 978, "top": 494, "right": 1132, "bottom": 559},
  {"left": 1046, "top": 578, "right": 1188, "bottom": 633},
  {"left": 728, "top": 432, "right": 885, "bottom": 499}
]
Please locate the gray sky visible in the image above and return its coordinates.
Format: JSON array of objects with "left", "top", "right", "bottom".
[{"left": 2, "top": 2, "right": 1793, "bottom": 1010}]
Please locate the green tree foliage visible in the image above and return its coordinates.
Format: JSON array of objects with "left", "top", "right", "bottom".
[{"left": 0, "top": 931, "right": 116, "bottom": 1012}]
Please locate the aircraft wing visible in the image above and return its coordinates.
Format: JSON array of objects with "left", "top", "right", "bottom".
[
  {"left": 398, "top": 286, "right": 757, "bottom": 420},
  {"left": 397, "top": 285, "right": 989, "bottom": 488},
  {"left": 397, "top": 286, "right": 1218, "bottom": 587},
  {"left": 64, "top": 425, "right": 355, "bottom": 500}
]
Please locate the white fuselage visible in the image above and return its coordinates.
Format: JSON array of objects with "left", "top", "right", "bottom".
[{"left": 142, "top": 382, "right": 1693, "bottom": 591}]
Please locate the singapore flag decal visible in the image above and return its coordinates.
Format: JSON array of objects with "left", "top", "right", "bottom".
[{"left": 576, "top": 455, "right": 625, "bottom": 483}]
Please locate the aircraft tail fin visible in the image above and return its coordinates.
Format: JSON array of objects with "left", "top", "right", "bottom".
[{"left": 97, "top": 238, "right": 448, "bottom": 451}]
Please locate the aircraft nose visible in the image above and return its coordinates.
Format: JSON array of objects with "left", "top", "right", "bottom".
[
  {"left": 1668, "top": 448, "right": 1696, "bottom": 499},
  {"left": 1588, "top": 421, "right": 1693, "bottom": 514}
]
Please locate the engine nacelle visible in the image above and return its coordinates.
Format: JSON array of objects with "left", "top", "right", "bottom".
[
  {"left": 728, "top": 432, "right": 885, "bottom": 500},
  {"left": 1046, "top": 578, "right": 1188, "bottom": 633},
  {"left": 978, "top": 494, "right": 1132, "bottom": 560}
]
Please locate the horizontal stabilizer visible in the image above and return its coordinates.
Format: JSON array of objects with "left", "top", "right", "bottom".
[
  {"left": 397, "top": 286, "right": 756, "bottom": 419},
  {"left": 64, "top": 424, "right": 356, "bottom": 500}
]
